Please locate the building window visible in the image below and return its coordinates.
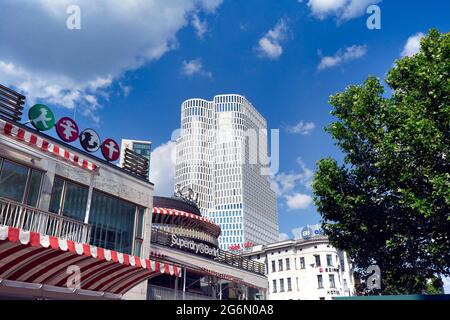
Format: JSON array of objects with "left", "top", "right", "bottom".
[
  {"left": 327, "top": 254, "right": 333, "bottom": 267},
  {"left": 343, "top": 279, "right": 348, "bottom": 290},
  {"left": 329, "top": 274, "right": 336, "bottom": 288},
  {"left": 317, "top": 275, "right": 324, "bottom": 289},
  {"left": 272, "top": 279, "right": 277, "bottom": 293},
  {"left": 314, "top": 255, "right": 321, "bottom": 267},
  {"left": 278, "top": 259, "right": 283, "bottom": 271},
  {"left": 300, "top": 257, "right": 305, "bottom": 269},
  {"left": 134, "top": 207, "right": 145, "bottom": 256},
  {"left": 271, "top": 260, "right": 276, "bottom": 273},
  {"left": 89, "top": 190, "right": 144, "bottom": 256},
  {"left": 287, "top": 278, "right": 292, "bottom": 291},
  {"left": 280, "top": 279, "right": 285, "bottom": 292},
  {"left": 286, "top": 258, "right": 290, "bottom": 270},
  {"left": 49, "top": 177, "right": 89, "bottom": 222},
  {"left": 0, "top": 158, "right": 43, "bottom": 207},
  {"left": 296, "top": 277, "right": 299, "bottom": 291}
]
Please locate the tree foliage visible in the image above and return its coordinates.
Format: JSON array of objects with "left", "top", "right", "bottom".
[{"left": 312, "top": 29, "right": 450, "bottom": 294}]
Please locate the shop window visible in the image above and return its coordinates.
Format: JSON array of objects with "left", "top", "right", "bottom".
[
  {"left": 49, "top": 177, "right": 88, "bottom": 222},
  {"left": 89, "top": 190, "right": 144, "bottom": 256},
  {"left": 0, "top": 158, "right": 43, "bottom": 207},
  {"left": 134, "top": 207, "right": 145, "bottom": 256}
]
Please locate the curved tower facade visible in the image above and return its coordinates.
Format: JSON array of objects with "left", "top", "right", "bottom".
[{"left": 175, "top": 94, "right": 278, "bottom": 251}]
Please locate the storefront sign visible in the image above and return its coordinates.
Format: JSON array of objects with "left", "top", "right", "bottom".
[
  {"left": 79, "top": 128, "right": 100, "bottom": 152},
  {"left": 171, "top": 234, "right": 219, "bottom": 258},
  {"left": 293, "top": 224, "right": 323, "bottom": 240},
  {"left": 101, "top": 138, "right": 120, "bottom": 162},
  {"left": 28, "top": 104, "right": 55, "bottom": 131},
  {"left": 56, "top": 117, "right": 79, "bottom": 142}
]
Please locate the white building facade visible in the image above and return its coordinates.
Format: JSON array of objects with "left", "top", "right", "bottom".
[
  {"left": 244, "top": 236, "right": 356, "bottom": 300},
  {"left": 175, "top": 94, "right": 278, "bottom": 251}
]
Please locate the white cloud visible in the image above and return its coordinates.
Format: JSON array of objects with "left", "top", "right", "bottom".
[
  {"left": 318, "top": 45, "right": 367, "bottom": 70},
  {"left": 271, "top": 157, "right": 314, "bottom": 211},
  {"left": 271, "top": 157, "right": 314, "bottom": 197},
  {"left": 279, "top": 233, "right": 290, "bottom": 241},
  {"left": 256, "top": 19, "right": 289, "bottom": 60},
  {"left": 191, "top": 14, "right": 208, "bottom": 38},
  {"left": 285, "top": 193, "right": 313, "bottom": 210},
  {"left": 286, "top": 120, "right": 316, "bottom": 135},
  {"left": 180, "top": 58, "right": 212, "bottom": 78},
  {"left": 149, "top": 140, "right": 177, "bottom": 196},
  {"left": 303, "top": 0, "right": 382, "bottom": 23},
  {"left": 401, "top": 32, "right": 425, "bottom": 57},
  {"left": 0, "top": 0, "right": 222, "bottom": 121}
]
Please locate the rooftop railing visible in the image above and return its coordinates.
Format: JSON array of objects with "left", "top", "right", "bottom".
[{"left": 0, "top": 197, "right": 91, "bottom": 243}]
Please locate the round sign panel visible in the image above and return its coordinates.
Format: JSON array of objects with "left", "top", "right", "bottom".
[
  {"left": 301, "top": 226, "right": 313, "bottom": 240},
  {"left": 101, "top": 139, "right": 120, "bottom": 162},
  {"left": 79, "top": 128, "right": 100, "bottom": 153},
  {"left": 28, "top": 104, "right": 55, "bottom": 131},
  {"left": 56, "top": 117, "right": 79, "bottom": 142}
]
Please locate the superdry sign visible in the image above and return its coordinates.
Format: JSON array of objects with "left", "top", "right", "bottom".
[{"left": 170, "top": 234, "right": 219, "bottom": 258}]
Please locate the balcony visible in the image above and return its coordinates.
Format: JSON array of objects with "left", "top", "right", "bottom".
[{"left": 0, "top": 197, "right": 91, "bottom": 243}]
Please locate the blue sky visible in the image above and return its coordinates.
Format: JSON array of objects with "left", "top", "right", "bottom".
[{"left": 1, "top": 0, "right": 449, "bottom": 241}]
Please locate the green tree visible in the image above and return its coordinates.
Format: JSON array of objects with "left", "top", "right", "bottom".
[{"left": 312, "top": 29, "right": 450, "bottom": 294}]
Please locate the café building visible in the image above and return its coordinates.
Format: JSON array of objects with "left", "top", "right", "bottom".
[
  {"left": 148, "top": 195, "right": 268, "bottom": 300},
  {"left": 0, "top": 84, "right": 179, "bottom": 300}
]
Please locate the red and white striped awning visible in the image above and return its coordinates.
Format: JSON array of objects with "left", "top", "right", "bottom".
[
  {"left": 0, "top": 226, "right": 181, "bottom": 296},
  {"left": 153, "top": 207, "right": 221, "bottom": 237},
  {"left": 0, "top": 119, "right": 97, "bottom": 171}
]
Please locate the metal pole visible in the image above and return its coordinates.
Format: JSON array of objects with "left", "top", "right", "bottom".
[
  {"left": 182, "top": 267, "right": 186, "bottom": 300},
  {"left": 219, "top": 280, "right": 222, "bottom": 300},
  {"left": 174, "top": 273, "right": 178, "bottom": 300}
]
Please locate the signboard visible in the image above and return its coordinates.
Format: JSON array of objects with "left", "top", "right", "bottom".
[
  {"left": 292, "top": 224, "right": 323, "bottom": 240},
  {"left": 229, "top": 244, "right": 241, "bottom": 251},
  {"left": 170, "top": 234, "right": 219, "bottom": 258},
  {"left": 29, "top": 104, "right": 55, "bottom": 131},
  {"left": 174, "top": 184, "right": 199, "bottom": 204},
  {"left": 79, "top": 128, "right": 100, "bottom": 152},
  {"left": 21, "top": 96, "right": 125, "bottom": 163},
  {"left": 55, "top": 117, "right": 79, "bottom": 142},
  {"left": 101, "top": 138, "right": 120, "bottom": 162}
]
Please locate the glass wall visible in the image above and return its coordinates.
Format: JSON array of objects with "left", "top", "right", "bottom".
[
  {"left": 0, "top": 157, "right": 43, "bottom": 207},
  {"left": 49, "top": 177, "right": 89, "bottom": 222},
  {"left": 89, "top": 190, "right": 144, "bottom": 256}
]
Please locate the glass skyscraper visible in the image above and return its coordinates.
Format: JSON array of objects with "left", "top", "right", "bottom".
[{"left": 175, "top": 94, "right": 278, "bottom": 251}]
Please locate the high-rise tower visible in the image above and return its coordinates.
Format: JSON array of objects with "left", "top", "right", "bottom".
[{"left": 175, "top": 94, "right": 278, "bottom": 251}]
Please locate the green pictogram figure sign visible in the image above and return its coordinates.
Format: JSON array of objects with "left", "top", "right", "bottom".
[{"left": 28, "top": 104, "right": 55, "bottom": 131}]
